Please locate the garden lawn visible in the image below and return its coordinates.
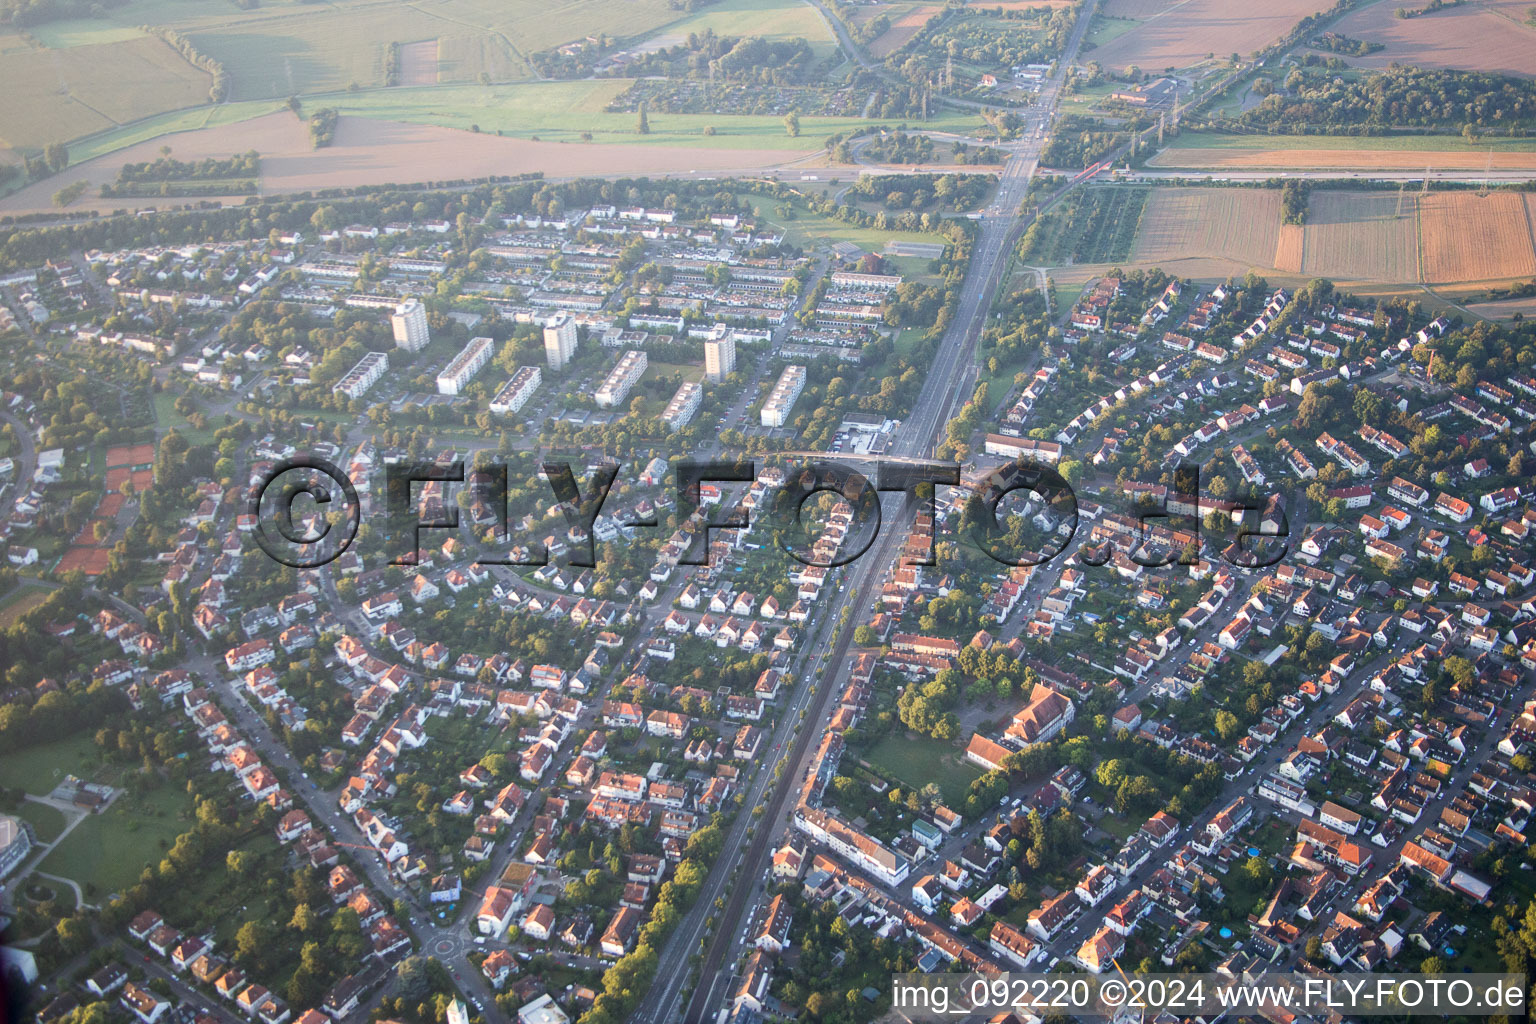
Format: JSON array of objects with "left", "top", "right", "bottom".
[
  {"left": 862, "top": 732, "right": 981, "bottom": 806},
  {"left": 13, "top": 800, "right": 68, "bottom": 843},
  {"left": 38, "top": 784, "right": 191, "bottom": 894},
  {"left": 0, "top": 735, "right": 101, "bottom": 795}
]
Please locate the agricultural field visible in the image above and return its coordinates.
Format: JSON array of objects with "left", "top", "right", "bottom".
[
  {"left": 435, "top": 34, "right": 525, "bottom": 84},
  {"left": 1319, "top": 0, "right": 1536, "bottom": 78},
  {"left": 397, "top": 40, "right": 441, "bottom": 87},
  {"left": 1087, "top": 0, "right": 1324, "bottom": 74},
  {"left": 651, "top": 0, "right": 840, "bottom": 59},
  {"left": 1148, "top": 132, "right": 1536, "bottom": 171},
  {"left": 1273, "top": 224, "right": 1304, "bottom": 274},
  {"left": 1419, "top": 191, "right": 1536, "bottom": 284},
  {"left": 1130, "top": 187, "right": 1281, "bottom": 272},
  {"left": 315, "top": 80, "right": 967, "bottom": 145},
  {"left": 1466, "top": 295, "right": 1536, "bottom": 321},
  {"left": 852, "top": 3, "right": 942, "bottom": 58},
  {"left": 7, "top": 90, "right": 940, "bottom": 215},
  {"left": 1301, "top": 190, "right": 1420, "bottom": 284},
  {"left": 0, "top": 32, "right": 212, "bottom": 152},
  {"left": 3, "top": 0, "right": 694, "bottom": 119}
]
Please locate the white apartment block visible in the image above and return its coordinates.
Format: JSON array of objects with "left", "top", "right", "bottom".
[
  {"left": 544, "top": 312, "right": 578, "bottom": 370},
  {"left": 705, "top": 333, "right": 736, "bottom": 383},
  {"left": 391, "top": 299, "right": 430, "bottom": 352},
  {"left": 761, "top": 365, "right": 806, "bottom": 428},
  {"left": 829, "top": 271, "right": 903, "bottom": 291},
  {"left": 595, "top": 350, "right": 648, "bottom": 408},
  {"left": 334, "top": 350, "right": 389, "bottom": 400},
  {"left": 489, "top": 366, "right": 542, "bottom": 415},
  {"left": 436, "top": 336, "right": 495, "bottom": 395},
  {"left": 661, "top": 381, "right": 703, "bottom": 431}
]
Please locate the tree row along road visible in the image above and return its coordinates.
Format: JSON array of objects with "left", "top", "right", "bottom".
[{"left": 636, "top": 4, "right": 1104, "bottom": 1022}]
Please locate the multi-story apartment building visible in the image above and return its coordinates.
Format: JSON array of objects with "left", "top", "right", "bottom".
[
  {"left": 544, "top": 311, "right": 578, "bottom": 370},
  {"left": 595, "top": 350, "right": 648, "bottom": 408},
  {"left": 661, "top": 381, "right": 703, "bottom": 431},
  {"left": 333, "top": 351, "right": 389, "bottom": 399},
  {"left": 436, "top": 336, "right": 494, "bottom": 395},
  {"left": 704, "top": 333, "right": 736, "bottom": 383},
  {"left": 390, "top": 299, "right": 430, "bottom": 352},
  {"left": 761, "top": 365, "right": 806, "bottom": 427},
  {"left": 489, "top": 366, "right": 542, "bottom": 415}
]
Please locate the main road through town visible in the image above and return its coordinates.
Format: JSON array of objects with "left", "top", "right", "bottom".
[{"left": 629, "top": 4, "right": 1101, "bottom": 1022}]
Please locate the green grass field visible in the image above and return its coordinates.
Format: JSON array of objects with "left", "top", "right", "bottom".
[
  {"left": 862, "top": 732, "right": 982, "bottom": 806},
  {"left": 0, "top": 583, "right": 51, "bottom": 629},
  {"left": 152, "top": 391, "right": 220, "bottom": 446},
  {"left": 57, "top": 99, "right": 283, "bottom": 166},
  {"left": 649, "top": 0, "right": 839, "bottom": 59},
  {"left": 1084, "top": 14, "right": 1138, "bottom": 47},
  {"left": 12, "top": 800, "right": 68, "bottom": 844},
  {"left": 39, "top": 784, "right": 191, "bottom": 894},
  {"left": 0, "top": 735, "right": 100, "bottom": 796},
  {"left": 310, "top": 80, "right": 983, "bottom": 148},
  {"left": 740, "top": 193, "right": 957, "bottom": 253},
  {"left": 26, "top": 22, "right": 147, "bottom": 48}
]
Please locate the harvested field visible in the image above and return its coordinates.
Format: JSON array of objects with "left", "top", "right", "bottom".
[
  {"left": 0, "top": 34, "right": 212, "bottom": 151},
  {"left": 1467, "top": 296, "right": 1536, "bottom": 322},
  {"left": 1301, "top": 191, "right": 1419, "bottom": 283},
  {"left": 1319, "top": 0, "right": 1536, "bottom": 78},
  {"left": 0, "top": 110, "right": 819, "bottom": 214},
  {"left": 864, "top": 5, "right": 941, "bottom": 58},
  {"left": 1420, "top": 192, "right": 1536, "bottom": 283},
  {"left": 1131, "top": 188, "right": 1280, "bottom": 270},
  {"left": 397, "top": 40, "right": 439, "bottom": 87},
  {"left": 436, "top": 34, "right": 523, "bottom": 83},
  {"left": 1148, "top": 146, "right": 1536, "bottom": 171},
  {"left": 1273, "top": 224, "right": 1304, "bottom": 275},
  {"left": 1088, "top": 0, "right": 1324, "bottom": 73}
]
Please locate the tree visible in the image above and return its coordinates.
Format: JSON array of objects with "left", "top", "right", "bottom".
[
  {"left": 784, "top": 112, "right": 800, "bottom": 137},
  {"left": 636, "top": 105, "right": 650, "bottom": 135},
  {"left": 236, "top": 920, "right": 274, "bottom": 970},
  {"left": 43, "top": 141, "right": 69, "bottom": 174},
  {"left": 1214, "top": 710, "right": 1240, "bottom": 741}
]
